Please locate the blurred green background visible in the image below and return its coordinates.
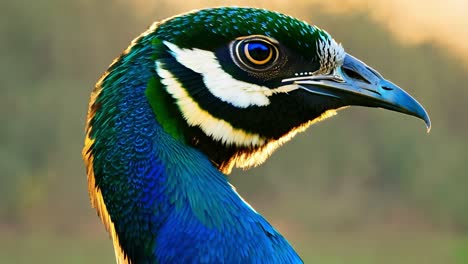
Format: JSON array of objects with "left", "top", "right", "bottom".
[{"left": 1, "top": 0, "right": 467, "bottom": 263}]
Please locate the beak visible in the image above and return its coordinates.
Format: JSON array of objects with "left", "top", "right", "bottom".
[{"left": 282, "top": 53, "right": 431, "bottom": 132}]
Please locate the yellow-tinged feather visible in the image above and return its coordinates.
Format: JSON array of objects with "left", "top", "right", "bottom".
[
  {"left": 84, "top": 74, "right": 129, "bottom": 263},
  {"left": 221, "top": 109, "right": 338, "bottom": 173},
  {"left": 83, "top": 137, "right": 129, "bottom": 264},
  {"left": 156, "top": 61, "right": 268, "bottom": 147},
  {"left": 84, "top": 17, "right": 343, "bottom": 261},
  {"left": 155, "top": 59, "right": 342, "bottom": 173},
  {"left": 82, "top": 25, "right": 159, "bottom": 260}
]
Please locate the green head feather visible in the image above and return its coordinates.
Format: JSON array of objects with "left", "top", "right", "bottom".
[{"left": 156, "top": 7, "right": 334, "bottom": 62}]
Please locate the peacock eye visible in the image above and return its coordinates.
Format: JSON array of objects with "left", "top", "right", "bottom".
[
  {"left": 244, "top": 42, "right": 273, "bottom": 65},
  {"left": 233, "top": 37, "right": 279, "bottom": 72}
]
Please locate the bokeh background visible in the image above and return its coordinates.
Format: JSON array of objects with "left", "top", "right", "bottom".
[{"left": 1, "top": 0, "right": 467, "bottom": 263}]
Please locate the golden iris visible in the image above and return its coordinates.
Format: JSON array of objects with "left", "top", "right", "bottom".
[{"left": 244, "top": 42, "right": 274, "bottom": 65}]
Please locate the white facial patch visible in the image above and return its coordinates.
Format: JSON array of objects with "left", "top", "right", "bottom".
[
  {"left": 156, "top": 61, "right": 267, "bottom": 147},
  {"left": 163, "top": 41, "right": 298, "bottom": 108}
]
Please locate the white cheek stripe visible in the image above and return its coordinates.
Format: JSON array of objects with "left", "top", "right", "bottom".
[
  {"left": 156, "top": 61, "right": 267, "bottom": 147},
  {"left": 163, "top": 41, "right": 298, "bottom": 108}
]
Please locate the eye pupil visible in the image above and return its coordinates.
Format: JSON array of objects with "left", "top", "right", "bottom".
[{"left": 247, "top": 42, "right": 270, "bottom": 62}]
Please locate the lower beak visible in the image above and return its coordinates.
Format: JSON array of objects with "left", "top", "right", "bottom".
[{"left": 283, "top": 53, "right": 431, "bottom": 131}]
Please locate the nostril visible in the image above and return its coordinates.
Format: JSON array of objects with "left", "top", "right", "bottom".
[
  {"left": 382, "top": 85, "right": 393, "bottom": 91},
  {"left": 342, "top": 68, "right": 370, "bottom": 84}
]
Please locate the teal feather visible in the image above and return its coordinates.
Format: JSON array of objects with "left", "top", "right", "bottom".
[
  {"left": 84, "top": 7, "right": 304, "bottom": 263},
  {"left": 84, "top": 6, "right": 430, "bottom": 264}
]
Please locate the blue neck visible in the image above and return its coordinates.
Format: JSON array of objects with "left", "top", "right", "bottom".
[
  {"left": 151, "top": 125, "right": 302, "bottom": 263},
  {"left": 88, "top": 33, "right": 302, "bottom": 263}
]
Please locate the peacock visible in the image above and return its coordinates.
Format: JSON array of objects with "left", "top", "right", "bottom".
[{"left": 82, "top": 7, "right": 430, "bottom": 264}]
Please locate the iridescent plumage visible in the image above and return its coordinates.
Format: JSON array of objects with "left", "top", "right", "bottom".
[{"left": 83, "top": 7, "right": 429, "bottom": 264}]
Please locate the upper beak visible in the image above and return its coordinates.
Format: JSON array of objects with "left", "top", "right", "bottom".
[{"left": 282, "top": 53, "right": 431, "bottom": 131}]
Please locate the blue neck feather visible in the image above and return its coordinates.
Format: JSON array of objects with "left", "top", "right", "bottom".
[{"left": 88, "top": 33, "right": 302, "bottom": 263}]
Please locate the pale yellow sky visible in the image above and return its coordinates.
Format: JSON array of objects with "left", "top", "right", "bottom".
[
  {"left": 323, "top": 0, "right": 468, "bottom": 61},
  {"left": 126, "top": 0, "right": 468, "bottom": 63}
]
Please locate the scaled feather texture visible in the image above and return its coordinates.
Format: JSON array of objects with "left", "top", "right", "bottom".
[{"left": 83, "top": 7, "right": 429, "bottom": 264}]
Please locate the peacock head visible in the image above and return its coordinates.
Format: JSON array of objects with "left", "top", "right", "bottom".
[{"left": 149, "top": 7, "right": 430, "bottom": 173}]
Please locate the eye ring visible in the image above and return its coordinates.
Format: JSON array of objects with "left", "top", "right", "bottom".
[
  {"left": 244, "top": 42, "right": 274, "bottom": 65},
  {"left": 232, "top": 37, "right": 279, "bottom": 72}
]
